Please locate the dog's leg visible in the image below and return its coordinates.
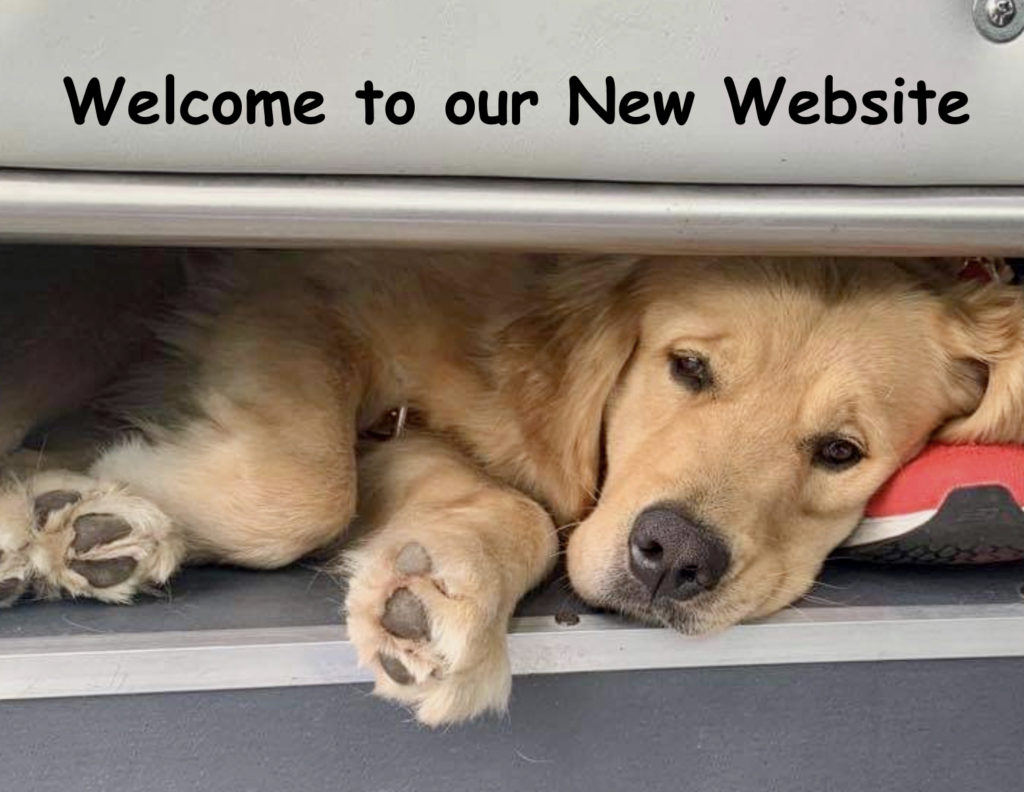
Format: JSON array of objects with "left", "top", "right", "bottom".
[
  {"left": 2, "top": 271, "right": 363, "bottom": 603},
  {"left": 1, "top": 367, "right": 358, "bottom": 604},
  {"left": 87, "top": 416, "right": 357, "bottom": 572},
  {"left": 0, "top": 464, "right": 185, "bottom": 606},
  {"left": 80, "top": 269, "right": 365, "bottom": 570},
  {"left": 87, "top": 372, "right": 359, "bottom": 573},
  {"left": 344, "top": 435, "right": 558, "bottom": 726}
]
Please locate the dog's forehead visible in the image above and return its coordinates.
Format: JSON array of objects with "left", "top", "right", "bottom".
[{"left": 642, "top": 274, "right": 937, "bottom": 357}]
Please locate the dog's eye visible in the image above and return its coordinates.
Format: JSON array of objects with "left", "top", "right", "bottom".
[
  {"left": 813, "top": 436, "right": 864, "bottom": 471},
  {"left": 670, "top": 352, "right": 712, "bottom": 392}
]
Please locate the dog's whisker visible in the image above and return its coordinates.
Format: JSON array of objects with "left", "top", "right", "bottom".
[
  {"left": 799, "top": 593, "right": 848, "bottom": 607},
  {"left": 782, "top": 602, "right": 814, "bottom": 622},
  {"left": 33, "top": 436, "right": 49, "bottom": 475},
  {"left": 806, "top": 578, "right": 848, "bottom": 591}
]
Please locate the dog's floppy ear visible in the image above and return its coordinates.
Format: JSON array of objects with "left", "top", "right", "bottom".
[
  {"left": 497, "top": 256, "right": 641, "bottom": 522},
  {"left": 937, "top": 280, "right": 1024, "bottom": 444}
]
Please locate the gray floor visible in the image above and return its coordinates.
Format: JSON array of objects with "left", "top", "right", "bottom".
[{"left": 2, "top": 658, "right": 1023, "bottom": 792}]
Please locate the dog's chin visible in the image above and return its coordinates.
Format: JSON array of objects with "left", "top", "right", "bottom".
[{"left": 577, "top": 569, "right": 735, "bottom": 636}]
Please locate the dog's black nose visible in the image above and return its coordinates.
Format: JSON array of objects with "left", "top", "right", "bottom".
[{"left": 628, "top": 506, "right": 730, "bottom": 601}]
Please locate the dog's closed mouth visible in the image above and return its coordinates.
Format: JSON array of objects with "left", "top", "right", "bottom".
[{"left": 586, "top": 568, "right": 724, "bottom": 634}]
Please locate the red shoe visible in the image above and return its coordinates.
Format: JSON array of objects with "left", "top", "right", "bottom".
[{"left": 837, "top": 444, "right": 1024, "bottom": 564}]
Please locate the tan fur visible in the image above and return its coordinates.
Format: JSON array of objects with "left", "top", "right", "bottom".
[{"left": 1, "top": 248, "right": 1022, "bottom": 724}]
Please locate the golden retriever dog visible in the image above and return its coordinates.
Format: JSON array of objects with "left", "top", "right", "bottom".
[{"left": 1, "top": 248, "right": 1022, "bottom": 725}]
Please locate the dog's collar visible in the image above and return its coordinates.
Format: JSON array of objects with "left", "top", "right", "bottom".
[{"left": 360, "top": 405, "right": 414, "bottom": 441}]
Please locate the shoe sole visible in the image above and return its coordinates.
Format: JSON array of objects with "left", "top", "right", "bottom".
[{"left": 835, "top": 485, "right": 1024, "bottom": 564}]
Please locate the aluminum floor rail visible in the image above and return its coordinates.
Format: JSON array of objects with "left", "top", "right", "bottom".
[
  {"left": 3, "top": 604, "right": 1024, "bottom": 701},
  {"left": 0, "top": 169, "right": 1022, "bottom": 254}
]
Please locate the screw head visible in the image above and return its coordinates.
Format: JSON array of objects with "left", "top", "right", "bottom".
[
  {"left": 987, "top": 0, "right": 1016, "bottom": 27},
  {"left": 974, "top": 0, "right": 1024, "bottom": 41}
]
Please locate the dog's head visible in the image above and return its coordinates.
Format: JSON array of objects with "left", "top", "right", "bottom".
[{"left": 508, "top": 256, "right": 1024, "bottom": 633}]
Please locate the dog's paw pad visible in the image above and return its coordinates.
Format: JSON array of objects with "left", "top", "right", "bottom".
[
  {"left": 33, "top": 490, "right": 81, "bottom": 524},
  {"left": 71, "top": 513, "right": 132, "bottom": 552},
  {"left": 26, "top": 479, "right": 182, "bottom": 602},
  {"left": 69, "top": 557, "right": 138, "bottom": 588},
  {"left": 381, "top": 587, "right": 431, "bottom": 640},
  {"left": 56, "top": 496, "right": 177, "bottom": 600},
  {"left": 395, "top": 541, "right": 432, "bottom": 575},
  {"left": 378, "top": 652, "right": 415, "bottom": 685}
]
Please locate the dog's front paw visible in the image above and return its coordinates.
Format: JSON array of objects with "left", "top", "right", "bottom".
[{"left": 345, "top": 535, "right": 512, "bottom": 726}]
